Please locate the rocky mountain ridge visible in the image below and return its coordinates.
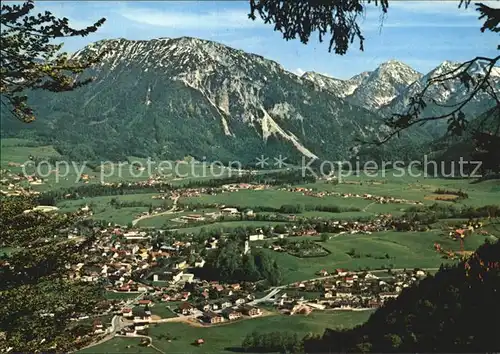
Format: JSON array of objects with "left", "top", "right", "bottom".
[
  {"left": 1, "top": 36, "right": 496, "bottom": 163},
  {"left": 303, "top": 58, "right": 499, "bottom": 119}
]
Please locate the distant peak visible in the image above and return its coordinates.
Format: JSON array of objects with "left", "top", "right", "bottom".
[
  {"left": 434, "top": 60, "right": 461, "bottom": 70},
  {"left": 382, "top": 59, "right": 403, "bottom": 65},
  {"left": 350, "top": 71, "right": 371, "bottom": 81},
  {"left": 377, "top": 59, "right": 414, "bottom": 70},
  {"left": 302, "top": 71, "right": 334, "bottom": 79},
  {"left": 439, "top": 59, "right": 459, "bottom": 66}
]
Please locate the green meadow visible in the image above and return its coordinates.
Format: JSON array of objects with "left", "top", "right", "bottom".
[
  {"left": 172, "top": 220, "right": 290, "bottom": 234},
  {"left": 265, "top": 229, "right": 488, "bottom": 284},
  {"left": 56, "top": 194, "right": 172, "bottom": 226},
  {"left": 80, "top": 311, "right": 374, "bottom": 354},
  {"left": 179, "top": 189, "right": 374, "bottom": 210}
]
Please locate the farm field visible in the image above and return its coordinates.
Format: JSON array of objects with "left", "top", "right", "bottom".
[
  {"left": 299, "top": 210, "right": 374, "bottom": 219},
  {"left": 0, "top": 139, "right": 62, "bottom": 163},
  {"left": 303, "top": 173, "right": 500, "bottom": 207},
  {"left": 265, "top": 229, "right": 487, "bottom": 284},
  {"left": 3, "top": 137, "right": 500, "bottom": 354},
  {"left": 172, "top": 220, "right": 290, "bottom": 234},
  {"left": 56, "top": 194, "right": 173, "bottom": 226},
  {"left": 135, "top": 209, "right": 219, "bottom": 228},
  {"left": 79, "top": 338, "right": 158, "bottom": 354},
  {"left": 179, "top": 189, "right": 374, "bottom": 210},
  {"left": 81, "top": 311, "right": 374, "bottom": 353},
  {"left": 150, "top": 305, "right": 177, "bottom": 319},
  {"left": 4, "top": 137, "right": 498, "bottom": 228},
  {"left": 0, "top": 139, "right": 235, "bottom": 191}
]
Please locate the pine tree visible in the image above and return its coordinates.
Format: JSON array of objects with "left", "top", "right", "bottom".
[
  {"left": 0, "top": 197, "right": 103, "bottom": 352},
  {"left": 1, "top": 0, "right": 105, "bottom": 122}
]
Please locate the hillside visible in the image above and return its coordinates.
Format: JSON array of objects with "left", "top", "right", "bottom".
[
  {"left": 379, "top": 61, "right": 500, "bottom": 122},
  {"left": 303, "top": 60, "right": 499, "bottom": 122},
  {"left": 302, "top": 60, "right": 422, "bottom": 110},
  {"left": 304, "top": 239, "right": 500, "bottom": 352},
  {"left": 0, "top": 37, "right": 393, "bottom": 163},
  {"left": 427, "top": 106, "right": 500, "bottom": 174},
  {"left": 301, "top": 71, "right": 370, "bottom": 99},
  {"left": 1, "top": 37, "right": 496, "bottom": 164}
]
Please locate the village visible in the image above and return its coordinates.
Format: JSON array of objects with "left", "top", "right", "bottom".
[
  {"left": 280, "top": 186, "right": 424, "bottom": 206},
  {"left": 57, "top": 214, "right": 435, "bottom": 346},
  {"left": 1, "top": 165, "right": 492, "bottom": 350}
]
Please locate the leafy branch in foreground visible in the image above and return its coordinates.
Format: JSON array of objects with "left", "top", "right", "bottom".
[
  {"left": 0, "top": 197, "right": 103, "bottom": 352},
  {"left": 375, "top": 1, "right": 499, "bottom": 165},
  {"left": 0, "top": 0, "right": 105, "bottom": 122},
  {"left": 248, "top": 0, "right": 499, "bottom": 170},
  {"left": 380, "top": 54, "right": 500, "bottom": 143},
  {"left": 248, "top": 0, "right": 389, "bottom": 55}
]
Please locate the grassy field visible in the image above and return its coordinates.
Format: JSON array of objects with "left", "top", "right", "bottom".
[
  {"left": 135, "top": 209, "right": 219, "bottom": 228},
  {"left": 0, "top": 139, "right": 100, "bottom": 191},
  {"left": 180, "top": 189, "right": 374, "bottom": 210},
  {"left": 4, "top": 139, "right": 500, "bottom": 353},
  {"left": 0, "top": 139, "right": 234, "bottom": 191},
  {"left": 56, "top": 194, "right": 173, "bottom": 225},
  {"left": 304, "top": 172, "right": 500, "bottom": 208},
  {"left": 172, "top": 220, "right": 290, "bottom": 234},
  {"left": 79, "top": 338, "right": 158, "bottom": 354},
  {"left": 0, "top": 139, "right": 61, "bottom": 163},
  {"left": 81, "top": 311, "right": 374, "bottom": 353},
  {"left": 265, "top": 229, "right": 488, "bottom": 284},
  {"left": 150, "top": 305, "right": 177, "bottom": 319}
]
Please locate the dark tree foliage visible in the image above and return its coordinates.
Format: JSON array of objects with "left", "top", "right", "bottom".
[
  {"left": 0, "top": 197, "right": 103, "bottom": 352},
  {"left": 0, "top": 0, "right": 105, "bottom": 122},
  {"left": 249, "top": 0, "right": 500, "bottom": 172},
  {"left": 198, "top": 240, "right": 283, "bottom": 285},
  {"left": 242, "top": 330, "right": 304, "bottom": 353},
  {"left": 303, "top": 240, "right": 500, "bottom": 352},
  {"left": 249, "top": 0, "right": 389, "bottom": 55}
]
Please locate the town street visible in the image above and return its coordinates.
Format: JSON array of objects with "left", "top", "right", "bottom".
[
  {"left": 132, "top": 196, "right": 179, "bottom": 226},
  {"left": 77, "top": 267, "right": 441, "bottom": 350}
]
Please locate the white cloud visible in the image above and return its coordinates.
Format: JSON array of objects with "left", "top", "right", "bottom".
[{"left": 117, "top": 7, "right": 264, "bottom": 29}]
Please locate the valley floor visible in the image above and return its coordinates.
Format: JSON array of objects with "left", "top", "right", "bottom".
[{"left": 2, "top": 138, "right": 499, "bottom": 354}]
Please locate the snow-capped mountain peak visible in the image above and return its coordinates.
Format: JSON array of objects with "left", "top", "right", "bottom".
[
  {"left": 348, "top": 60, "right": 422, "bottom": 109},
  {"left": 301, "top": 71, "right": 364, "bottom": 98},
  {"left": 302, "top": 60, "right": 422, "bottom": 109},
  {"left": 379, "top": 59, "right": 499, "bottom": 118}
]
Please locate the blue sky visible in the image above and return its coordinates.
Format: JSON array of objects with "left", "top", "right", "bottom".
[{"left": 36, "top": 0, "right": 498, "bottom": 79}]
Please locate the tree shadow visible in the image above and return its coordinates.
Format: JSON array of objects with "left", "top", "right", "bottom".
[{"left": 223, "top": 347, "right": 246, "bottom": 352}]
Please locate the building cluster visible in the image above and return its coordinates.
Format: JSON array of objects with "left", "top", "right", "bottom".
[
  {"left": 281, "top": 187, "right": 422, "bottom": 205},
  {"left": 275, "top": 268, "right": 427, "bottom": 312},
  {"left": 174, "top": 286, "right": 263, "bottom": 325},
  {"left": 58, "top": 224, "right": 266, "bottom": 332},
  {"left": 64, "top": 226, "right": 199, "bottom": 286},
  {"left": 221, "top": 183, "right": 269, "bottom": 191},
  {"left": 0, "top": 169, "right": 42, "bottom": 197},
  {"left": 321, "top": 216, "right": 399, "bottom": 235}
]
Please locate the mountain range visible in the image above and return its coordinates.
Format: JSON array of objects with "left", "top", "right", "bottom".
[{"left": 1, "top": 36, "right": 498, "bottom": 164}]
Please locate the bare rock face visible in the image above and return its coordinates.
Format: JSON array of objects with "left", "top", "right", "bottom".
[{"left": 2, "top": 37, "right": 496, "bottom": 163}]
